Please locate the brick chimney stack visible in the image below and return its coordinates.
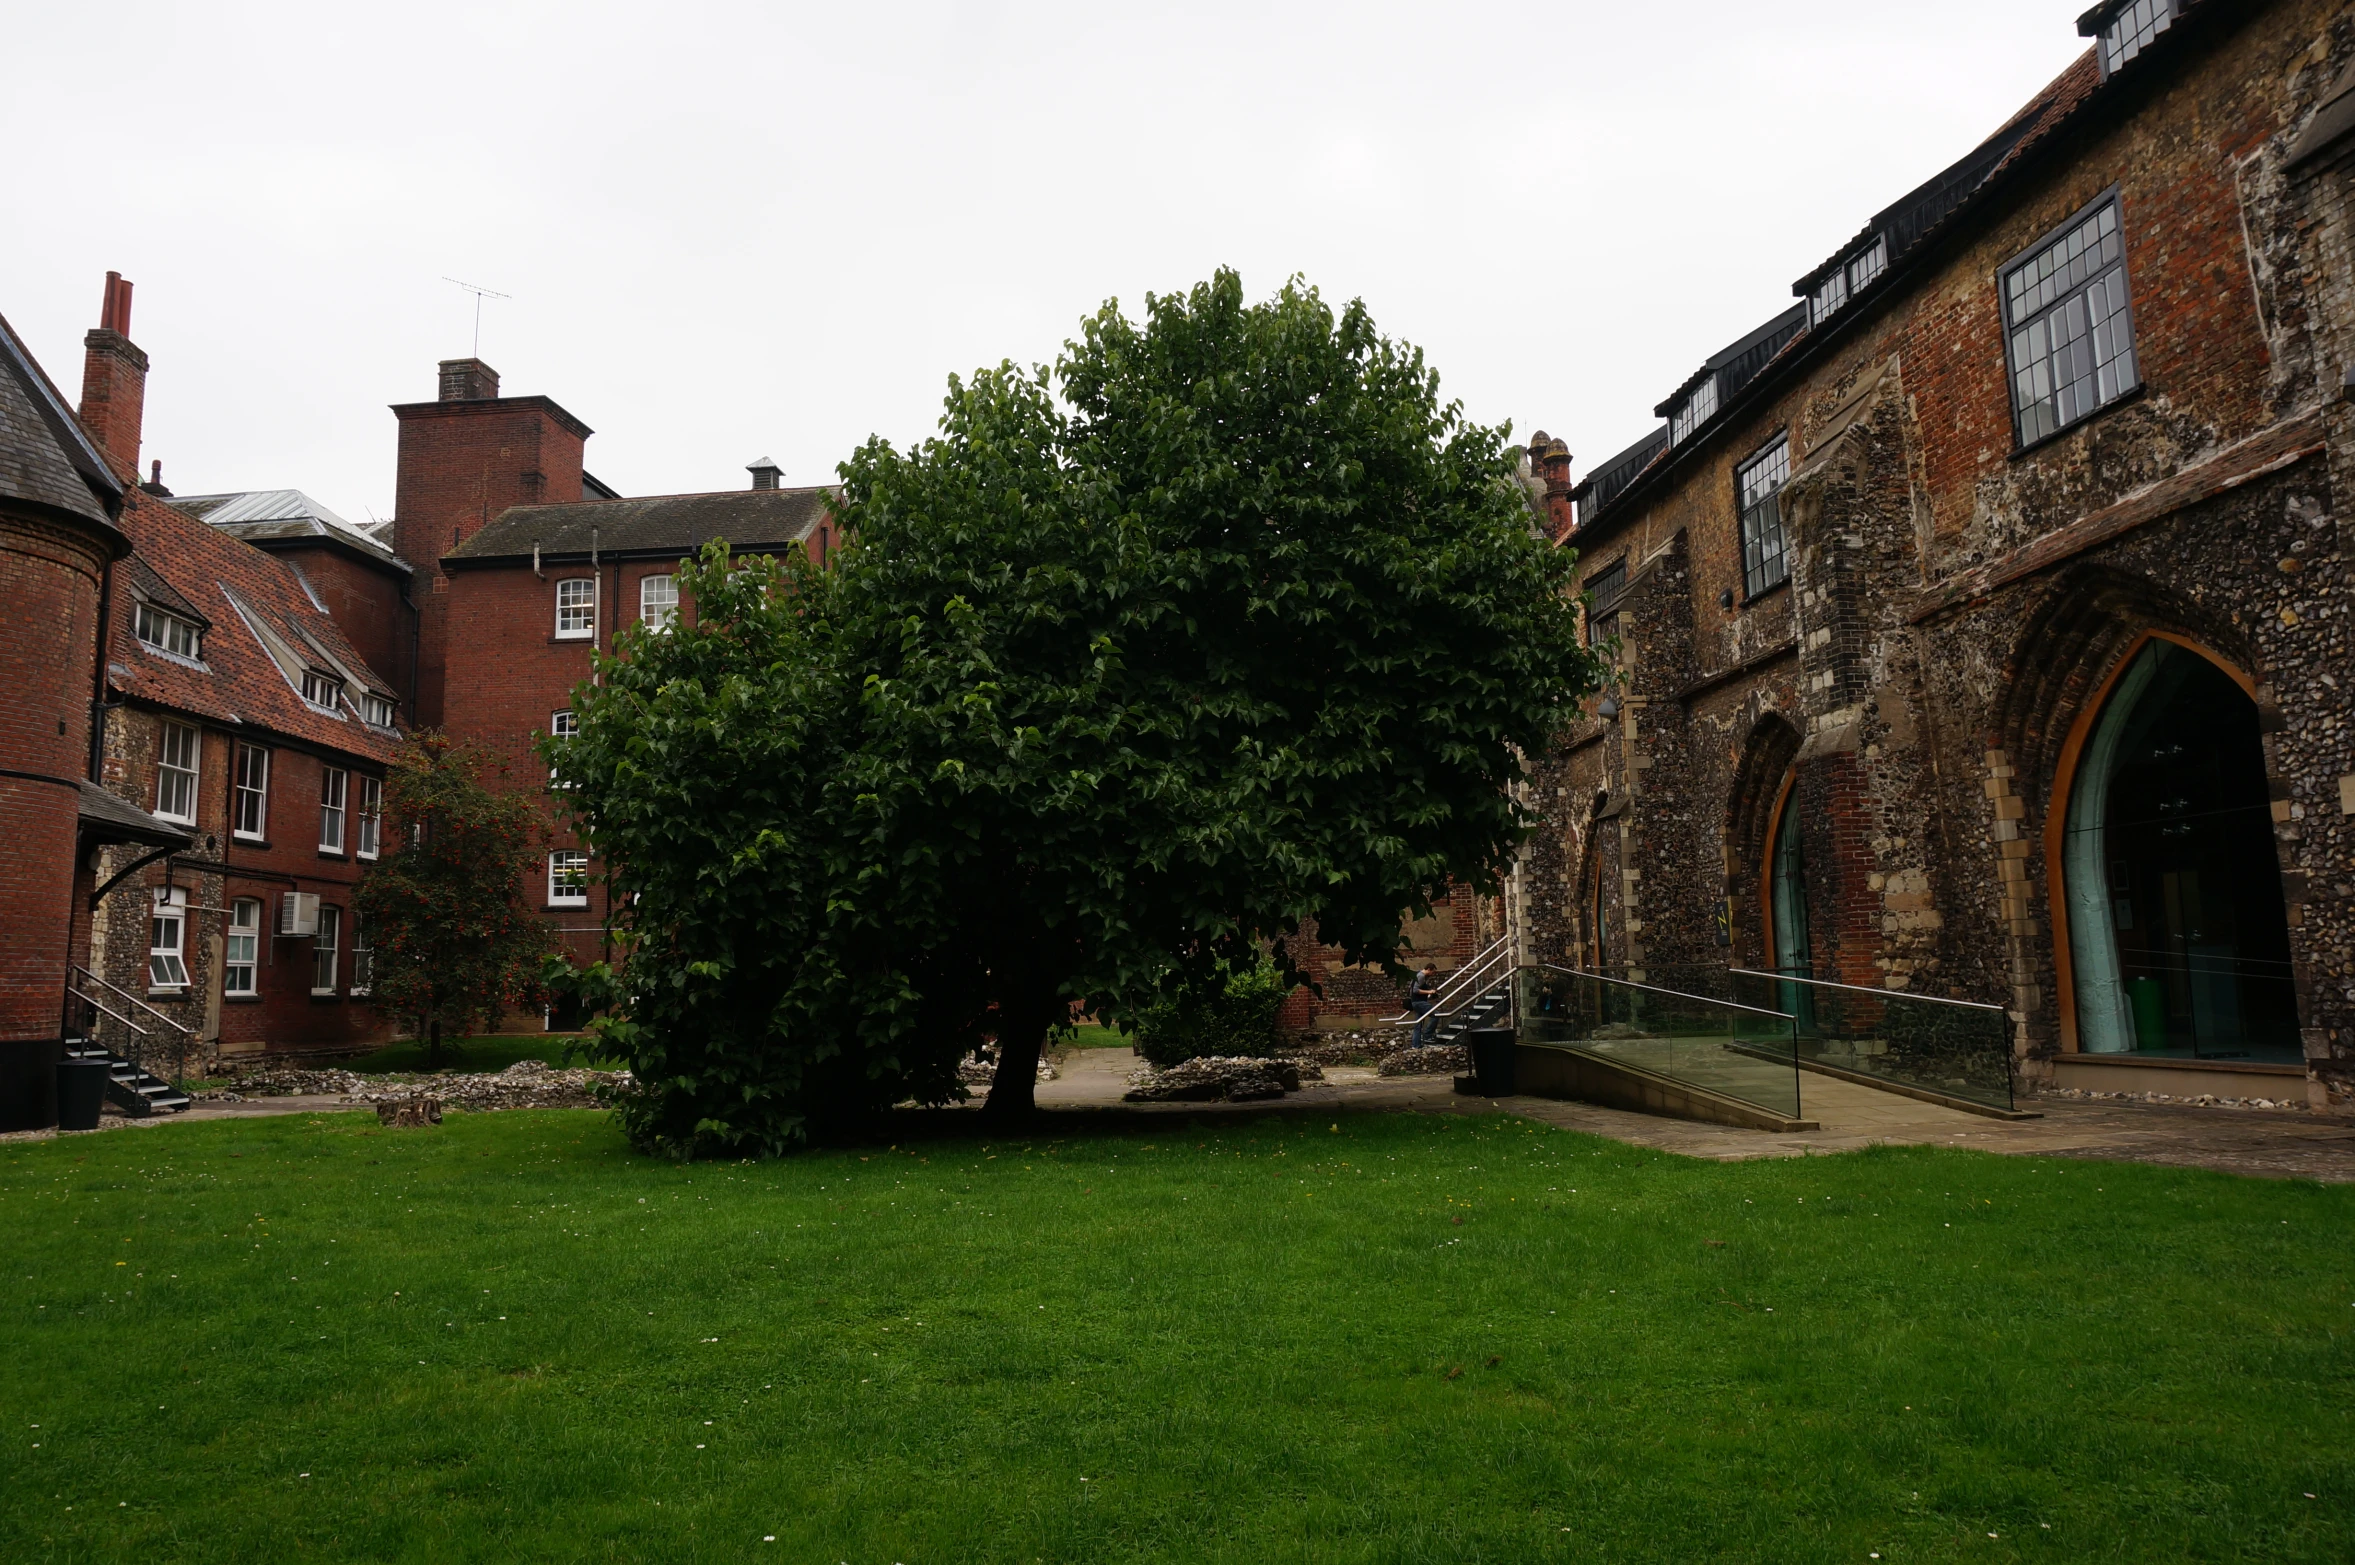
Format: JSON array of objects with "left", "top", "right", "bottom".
[
  {"left": 78, "top": 271, "right": 148, "bottom": 481},
  {"left": 1530, "top": 431, "right": 1575, "bottom": 542},
  {"left": 438, "top": 358, "right": 501, "bottom": 402}
]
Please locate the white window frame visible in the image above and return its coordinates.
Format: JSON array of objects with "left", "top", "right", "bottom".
[
  {"left": 134, "top": 601, "right": 201, "bottom": 660},
  {"left": 154, "top": 719, "right": 199, "bottom": 825},
  {"left": 356, "top": 774, "right": 383, "bottom": 860},
  {"left": 149, "top": 887, "right": 191, "bottom": 992},
  {"left": 311, "top": 905, "right": 341, "bottom": 996},
  {"left": 350, "top": 913, "right": 373, "bottom": 997},
  {"left": 2001, "top": 190, "right": 2141, "bottom": 451},
  {"left": 233, "top": 745, "right": 270, "bottom": 841},
  {"left": 319, "top": 765, "right": 348, "bottom": 854},
  {"left": 300, "top": 668, "right": 342, "bottom": 711},
  {"left": 360, "top": 692, "right": 396, "bottom": 728},
  {"left": 639, "top": 573, "right": 678, "bottom": 631},
  {"left": 549, "top": 711, "right": 578, "bottom": 786},
  {"left": 555, "top": 578, "right": 597, "bottom": 640},
  {"left": 548, "top": 849, "right": 589, "bottom": 907},
  {"left": 224, "top": 898, "right": 261, "bottom": 997}
]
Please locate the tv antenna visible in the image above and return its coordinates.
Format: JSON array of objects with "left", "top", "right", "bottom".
[{"left": 442, "top": 276, "right": 511, "bottom": 356}]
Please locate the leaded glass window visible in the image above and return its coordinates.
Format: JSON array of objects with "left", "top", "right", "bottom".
[{"left": 2004, "top": 197, "right": 2139, "bottom": 448}]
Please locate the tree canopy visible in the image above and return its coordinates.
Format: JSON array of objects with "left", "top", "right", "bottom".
[
  {"left": 555, "top": 270, "right": 1601, "bottom": 1154},
  {"left": 355, "top": 734, "right": 553, "bottom": 1066}
]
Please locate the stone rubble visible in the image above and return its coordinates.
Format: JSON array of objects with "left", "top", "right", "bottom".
[
  {"left": 957, "top": 1053, "right": 1060, "bottom": 1087},
  {"left": 217, "top": 1059, "right": 629, "bottom": 1111},
  {"left": 2040, "top": 1085, "right": 2311, "bottom": 1113},
  {"left": 1377, "top": 1044, "right": 1469, "bottom": 1077},
  {"left": 1123, "top": 1056, "right": 1324, "bottom": 1103},
  {"left": 1280, "top": 1030, "right": 1413, "bottom": 1067}
]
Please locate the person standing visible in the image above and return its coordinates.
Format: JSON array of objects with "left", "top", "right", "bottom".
[{"left": 1406, "top": 963, "right": 1441, "bottom": 1048}]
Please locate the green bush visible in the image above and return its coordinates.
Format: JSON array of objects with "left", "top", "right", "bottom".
[{"left": 1132, "top": 951, "right": 1286, "bottom": 1067}]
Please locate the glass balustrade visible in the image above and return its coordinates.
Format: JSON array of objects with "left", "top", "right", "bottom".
[{"left": 1515, "top": 965, "right": 1802, "bottom": 1121}]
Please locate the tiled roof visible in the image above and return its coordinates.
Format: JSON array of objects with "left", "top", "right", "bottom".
[
  {"left": 78, "top": 778, "right": 191, "bottom": 849},
  {"left": 0, "top": 310, "right": 123, "bottom": 533},
  {"left": 107, "top": 487, "right": 402, "bottom": 763},
  {"left": 173, "top": 487, "right": 405, "bottom": 568},
  {"left": 447, "top": 485, "right": 832, "bottom": 564}
]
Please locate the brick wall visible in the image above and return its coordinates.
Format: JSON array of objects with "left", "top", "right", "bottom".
[{"left": 270, "top": 542, "right": 413, "bottom": 695}]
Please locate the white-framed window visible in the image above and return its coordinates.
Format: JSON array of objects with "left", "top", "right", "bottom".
[
  {"left": 360, "top": 692, "right": 396, "bottom": 728},
  {"left": 319, "top": 765, "right": 347, "bottom": 854},
  {"left": 225, "top": 898, "right": 261, "bottom": 997},
  {"left": 555, "top": 578, "right": 597, "bottom": 640},
  {"left": 233, "top": 745, "right": 269, "bottom": 840},
  {"left": 2003, "top": 194, "right": 2139, "bottom": 449},
  {"left": 356, "top": 774, "right": 383, "bottom": 859},
  {"left": 312, "top": 905, "right": 341, "bottom": 995},
  {"left": 1737, "top": 435, "right": 1793, "bottom": 599},
  {"left": 154, "top": 719, "right": 199, "bottom": 824},
  {"left": 300, "top": 668, "right": 342, "bottom": 711},
  {"left": 549, "top": 710, "right": 578, "bottom": 786},
  {"left": 149, "top": 887, "right": 191, "bottom": 991},
  {"left": 549, "top": 849, "right": 589, "bottom": 907},
  {"left": 350, "top": 914, "right": 373, "bottom": 997},
  {"left": 134, "top": 601, "right": 201, "bottom": 660},
  {"left": 639, "top": 574, "right": 678, "bottom": 631},
  {"left": 2098, "top": 0, "right": 2176, "bottom": 75}
]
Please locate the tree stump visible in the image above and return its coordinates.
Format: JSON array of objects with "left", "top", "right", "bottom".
[{"left": 375, "top": 1098, "right": 443, "bottom": 1127}]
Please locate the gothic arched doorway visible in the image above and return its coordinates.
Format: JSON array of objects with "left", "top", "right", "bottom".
[{"left": 2055, "top": 637, "right": 2299, "bottom": 1061}]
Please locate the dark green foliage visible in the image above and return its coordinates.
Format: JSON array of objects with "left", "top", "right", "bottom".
[
  {"left": 557, "top": 270, "right": 1601, "bottom": 1152},
  {"left": 1131, "top": 950, "right": 1286, "bottom": 1067},
  {"left": 353, "top": 735, "right": 553, "bottom": 1067}
]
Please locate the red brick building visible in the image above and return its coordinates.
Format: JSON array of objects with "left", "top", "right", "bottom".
[{"left": 1523, "top": 0, "right": 2355, "bottom": 1109}]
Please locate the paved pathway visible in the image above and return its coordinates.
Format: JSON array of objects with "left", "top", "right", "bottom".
[{"left": 14, "top": 1053, "right": 2354, "bottom": 1182}]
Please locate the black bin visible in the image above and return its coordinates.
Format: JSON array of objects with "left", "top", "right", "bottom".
[
  {"left": 1466, "top": 1028, "right": 1516, "bottom": 1096},
  {"left": 57, "top": 1059, "right": 110, "bottom": 1131}
]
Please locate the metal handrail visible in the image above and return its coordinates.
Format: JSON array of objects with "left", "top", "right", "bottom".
[
  {"left": 68, "top": 985, "right": 152, "bottom": 1039},
  {"left": 71, "top": 965, "right": 196, "bottom": 1038},
  {"left": 1728, "top": 966, "right": 2006, "bottom": 1014},
  {"left": 1541, "top": 965, "right": 1798, "bottom": 1023},
  {"left": 1382, "top": 934, "right": 1518, "bottom": 1026}
]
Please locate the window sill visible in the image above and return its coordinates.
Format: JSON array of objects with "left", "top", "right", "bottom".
[
  {"left": 317, "top": 850, "right": 348, "bottom": 861},
  {"left": 2009, "top": 383, "right": 2145, "bottom": 461},
  {"left": 146, "top": 988, "right": 191, "bottom": 1001},
  {"left": 223, "top": 994, "right": 262, "bottom": 1004},
  {"left": 310, "top": 990, "right": 342, "bottom": 1002},
  {"left": 546, "top": 902, "right": 589, "bottom": 912},
  {"left": 1740, "top": 579, "right": 1791, "bottom": 609},
  {"left": 153, "top": 813, "right": 198, "bottom": 829},
  {"left": 551, "top": 633, "right": 595, "bottom": 644},
  {"left": 355, "top": 852, "right": 378, "bottom": 864},
  {"left": 233, "top": 834, "right": 270, "bottom": 848}
]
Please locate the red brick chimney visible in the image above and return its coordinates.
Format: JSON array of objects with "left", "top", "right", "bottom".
[
  {"left": 438, "top": 358, "right": 501, "bottom": 402},
  {"left": 79, "top": 272, "right": 148, "bottom": 481}
]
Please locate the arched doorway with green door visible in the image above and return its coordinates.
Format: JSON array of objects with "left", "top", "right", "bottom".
[{"left": 2055, "top": 636, "right": 2301, "bottom": 1062}]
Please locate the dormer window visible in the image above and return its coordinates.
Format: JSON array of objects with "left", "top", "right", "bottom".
[
  {"left": 2097, "top": 0, "right": 2176, "bottom": 76},
  {"left": 360, "top": 691, "right": 395, "bottom": 728},
  {"left": 1668, "top": 377, "right": 1718, "bottom": 446},
  {"left": 135, "top": 601, "right": 201, "bottom": 660},
  {"left": 301, "top": 668, "right": 342, "bottom": 710},
  {"left": 1808, "top": 235, "right": 1890, "bottom": 326}
]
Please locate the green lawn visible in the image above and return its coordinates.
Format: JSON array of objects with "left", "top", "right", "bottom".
[{"left": 3, "top": 1109, "right": 2349, "bottom": 1562}]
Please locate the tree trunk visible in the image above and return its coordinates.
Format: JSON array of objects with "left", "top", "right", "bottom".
[
  {"left": 427, "top": 1016, "right": 442, "bottom": 1070},
  {"left": 981, "top": 1026, "right": 1046, "bottom": 1120}
]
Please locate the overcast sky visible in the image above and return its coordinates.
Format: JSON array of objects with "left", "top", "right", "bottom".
[{"left": 7, "top": 1, "right": 2090, "bottom": 524}]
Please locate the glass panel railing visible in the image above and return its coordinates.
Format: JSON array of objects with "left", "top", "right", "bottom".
[
  {"left": 1557, "top": 964, "right": 2016, "bottom": 1114},
  {"left": 1515, "top": 965, "right": 1802, "bottom": 1121}
]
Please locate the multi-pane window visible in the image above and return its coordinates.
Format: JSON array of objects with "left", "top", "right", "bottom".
[
  {"left": 549, "top": 711, "right": 578, "bottom": 786},
  {"left": 360, "top": 692, "right": 396, "bottom": 728},
  {"left": 134, "top": 601, "right": 201, "bottom": 659},
  {"left": 549, "top": 850, "right": 589, "bottom": 906},
  {"left": 2100, "top": 0, "right": 2175, "bottom": 74},
  {"left": 1809, "top": 235, "right": 1890, "bottom": 326},
  {"left": 351, "top": 915, "right": 373, "bottom": 997},
  {"left": 1809, "top": 269, "right": 1848, "bottom": 327},
  {"left": 639, "top": 574, "right": 678, "bottom": 631},
  {"left": 225, "top": 899, "right": 261, "bottom": 997},
  {"left": 312, "top": 905, "right": 341, "bottom": 995},
  {"left": 356, "top": 775, "right": 383, "bottom": 859},
  {"left": 149, "top": 887, "right": 191, "bottom": 990},
  {"left": 1583, "top": 560, "right": 1627, "bottom": 647},
  {"left": 301, "top": 668, "right": 341, "bottom": 710},
  {"left": 1669, "top": 376, "right": 1719, "bottom": 446},
  {"left": 2004, "top": 197, "right": 2139, "bottom": 448},
  {"left": 319, "top": 766, "right": 347, "bottom": 853},
  {"left": 1737, "top": 435, "right": 1792, "bottom": 599},
  {"left": 1847, "top": 234, "right": 1887, "bottom": 291},
  {"left": 555, "top": 578, "right": 597, "bottom": 639},
  {"left": 154, "top": 720, "right": 199, "bottom": 824},
  {"left": 233, "top": 745, "right": 270, "bottom": 840}
]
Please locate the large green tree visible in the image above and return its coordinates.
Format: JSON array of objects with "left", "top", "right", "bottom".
[
  {"left": 557, "top": 270, "right": 1600, "bottom": 1151},
  {"left": 355, "top": 735, "right": 554, "bottom": 1066}
]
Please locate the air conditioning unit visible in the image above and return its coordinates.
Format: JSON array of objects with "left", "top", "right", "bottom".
[{"left": 278, "top": 892, "right": 320, "bottom": 936}]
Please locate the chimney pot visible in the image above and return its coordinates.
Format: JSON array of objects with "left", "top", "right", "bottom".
[{"left": 437, "top": 358, "right": 500, "bottom": 402}]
